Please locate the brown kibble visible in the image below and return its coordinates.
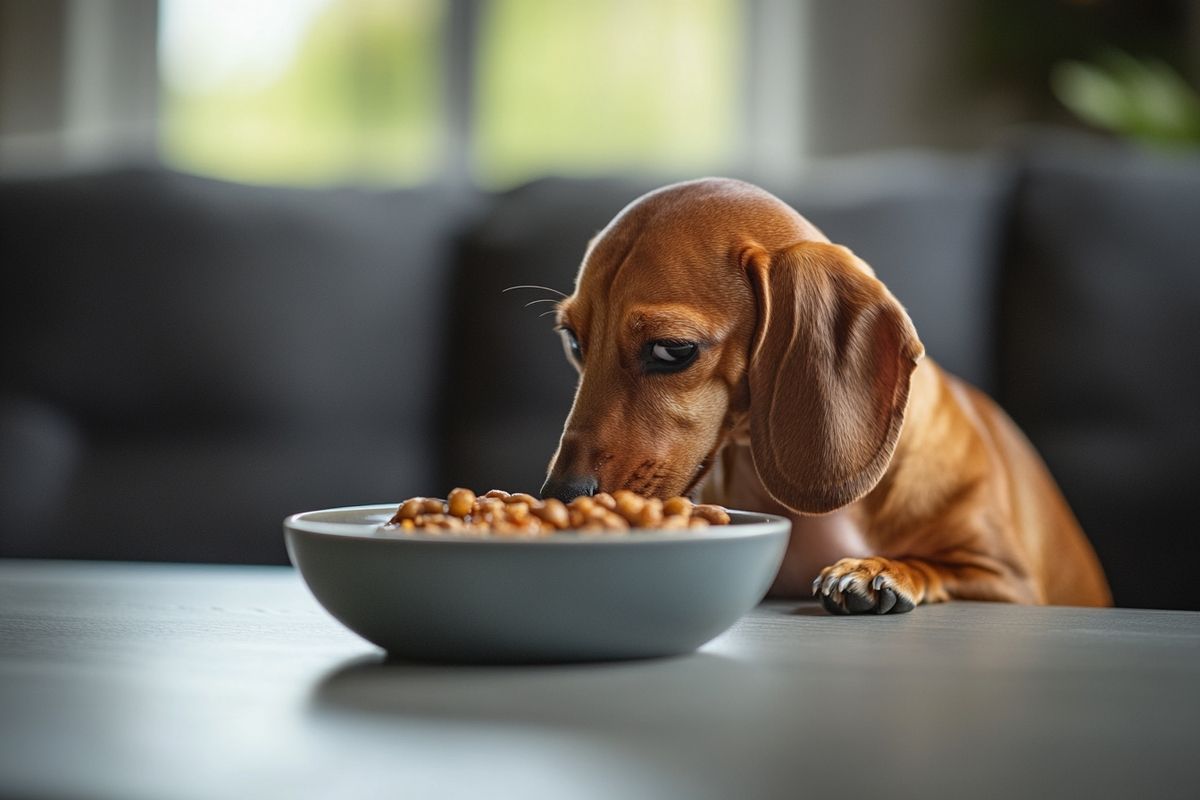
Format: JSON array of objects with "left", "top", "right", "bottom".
[
  {"left": 614, "top": 491, "right": 645, "bottom": 522},
  {"left": 396, "top": 498, "right": 424, "bottom": 520},
  {"left": 692, "top": 504, "right": 731, "bottom": 525},
  {"left": 663, "top": 496, "right": 693, "bottom": 517},
  {"left": 476, "top": 497, "right": 504, "bottom": 516},
  {"left": 388, "top": 489, "right": 731, "bottom": 535},
  {"left": 570, "top": 496, "right": 596, "bottom": 515},
  {"left": 592, "top": 492, "right": 616, "bottom": 510},
  {"left": 492, "top": 521, "right": 524, "bottom": 536},
  {"left": 635, "top": 497, "right": 663, "bottom": 528},
  {"left": 602, "top": 511, "right": 630, "bottom": 530},
  {"left": 532, "top": 498, "right": 570, "bottom": 529},
  {"left": 447, "top": 487, "right": 476, "bottom": 518}
]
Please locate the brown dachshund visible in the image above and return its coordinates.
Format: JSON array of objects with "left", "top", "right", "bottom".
[{"left": 541, "top": 178, "right": 1111, "bottom": 614}]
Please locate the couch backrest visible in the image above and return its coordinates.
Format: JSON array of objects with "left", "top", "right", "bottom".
[
  {"left": 0, "top": 169, "right": 474, "bottom": 561},
  {"left": 999, "top": 139, "right": 1200, "bottom": 609}
]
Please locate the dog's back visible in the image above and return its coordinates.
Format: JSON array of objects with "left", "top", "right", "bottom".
[{"left": 951, "top": 376, "right": 1111, "bottom": 606}]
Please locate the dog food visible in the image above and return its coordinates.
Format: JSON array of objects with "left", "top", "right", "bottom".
[{"left": 383, "top": 488, "right": 731, "bottom": 536}]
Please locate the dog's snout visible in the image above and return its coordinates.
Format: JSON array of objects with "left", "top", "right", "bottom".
[{"left": 540, "top": 475, "right": 598, "bottom": 504}]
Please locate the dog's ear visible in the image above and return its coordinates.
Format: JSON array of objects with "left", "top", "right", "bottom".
[{"left": 744, "top": 242, "right": 923, "bottom": 514}]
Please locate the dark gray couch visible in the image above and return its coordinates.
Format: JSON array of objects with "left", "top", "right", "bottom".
[{"left": 2, "top": 134, "right": 1197, "bottom": 610}]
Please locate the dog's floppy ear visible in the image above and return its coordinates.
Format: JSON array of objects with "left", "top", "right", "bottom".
[{"left": 744, "top": 242, "right": 923, "bottom": 514}]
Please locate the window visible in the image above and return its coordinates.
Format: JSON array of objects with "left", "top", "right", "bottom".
[
  {"left": 473, "top": 0, "right": 741, "bottom": 186},
  {"left": 158, "top": 0, "right": 741, "bottom": 187},
  {"left": 159, "top": 0, "right": 445, "bottom": 185}
]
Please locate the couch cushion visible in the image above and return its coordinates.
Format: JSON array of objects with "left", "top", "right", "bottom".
[
  {"left": 443, "top": 157, "right": 1010, "bottom": 494},
  {"left": 0, "top": 168, "right": 471, "bottom": 561},
  {"left": 1000, "top": 139, "right": 1200, "bottom": 609}
]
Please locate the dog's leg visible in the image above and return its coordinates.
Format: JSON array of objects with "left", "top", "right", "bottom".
[{"left": 812, "top": 554, "right": 1037, "bottom": 615}]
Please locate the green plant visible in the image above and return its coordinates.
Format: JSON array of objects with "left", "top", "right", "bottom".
[{"left": 1051, "top": 49, "right": 1200, "bottom": 148}]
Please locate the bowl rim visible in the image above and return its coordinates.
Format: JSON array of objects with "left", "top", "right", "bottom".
[{"left": 285, "top": 504, "right": 789, "bottom": 546}]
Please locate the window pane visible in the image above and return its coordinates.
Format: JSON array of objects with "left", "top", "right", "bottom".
[
  {"left": 159, "top": 0, "right": 444, "bottom": 185},
  {"left": 474, "top": 0, "right": 742, "bottom": 187}
]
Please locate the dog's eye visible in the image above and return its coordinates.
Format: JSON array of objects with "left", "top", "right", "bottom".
[
  {"left": 645, "top": 340, "right": 698, "bottom": 373},
  {"left": 559, "top": 328, "right": 583, "bottom": 365}
]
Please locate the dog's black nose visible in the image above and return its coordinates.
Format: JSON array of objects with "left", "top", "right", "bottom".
[{"left": 540, "top": 475, "right": 598, "bottom": 504}]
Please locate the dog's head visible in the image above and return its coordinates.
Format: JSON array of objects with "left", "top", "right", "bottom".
[{"left": 541, "top": 178, "right": 923, "bottom": 514}]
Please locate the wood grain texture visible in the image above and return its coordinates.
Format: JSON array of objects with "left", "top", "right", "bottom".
[{"left": 1, "top": 560, "right": 1197, "bottom": 800}]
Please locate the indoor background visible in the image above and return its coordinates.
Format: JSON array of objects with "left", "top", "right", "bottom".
[{"left": 1, "top": 0, "right": 1198, "bottom": 609}]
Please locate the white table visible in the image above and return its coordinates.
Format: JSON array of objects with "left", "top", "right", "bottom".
[{"left": 1, "top": 560, "right": 1197, "bottom": 800}]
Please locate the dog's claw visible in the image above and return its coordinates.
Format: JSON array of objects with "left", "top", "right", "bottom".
[
  {"left": 876, "top": 587, "right": 898, "bottom": 614},
  {"left": 811, "top": 576, "right": 822, "bottom": 596},
  {"left": 837, "top": 575, "right": 855, "bottom": 593},
  {"left": 871, "top": 575, "right": 885, "bottom": 590},
  {"left": 822, "top": 575, "right": 839, "bottom": 596}
]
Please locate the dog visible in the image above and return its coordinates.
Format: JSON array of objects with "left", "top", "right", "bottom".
[{"left": 540, "top": 178, "right": 1111, "bottom": 614}]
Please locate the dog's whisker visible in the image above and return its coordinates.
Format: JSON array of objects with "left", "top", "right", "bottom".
[
  {"left": 538, "top": 309, "right": 560, "bottom": 319},
  {"left": 523, "top": 298, "right": 560, "bottom": 308},
  {"left": 502, "top": 284, "right": 567, "bottom": 298}
]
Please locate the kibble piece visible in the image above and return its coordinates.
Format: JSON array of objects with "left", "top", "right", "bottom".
[
  {"left": 506, "top": 492, "right": 539, "bottom": 506},
  {"left": 592, "top": 492, "right": 616, "bottom": 510},
  {"left": 421, "top": 498, "right": 446, "bottom": 514},
  {"left": 688, "top": 517, "right": 711, "bottom": 529},
  {"left": 475, "top": 497, "right": 504, "bottom": 516},
  {"left": 660, "top": 514, "right": 690, "bottom": 530},
  {"left": 396, "top": 498, "right": 423, "bottom": 520},
  {"left": 532, "top": 498, "right": 570, "bottom": 529},
  {"left": 506, "top": 502, "right": 531, "bottom": 522},
  {"left": 614, "top": 491, "right": 645, "bottom": 522},
  {"left": 447, "top": 487, "right": 476, "bottom": 518},
  {"left": 635, "top": 497, "right": 664, "bottom": 528},
  {"left": 484, "top": 489, "right": 511, "bottom": 499},
  {"left": 602, "top": 511, "right": 630, "bottom": 530},
  {"left": 692, "top": 504, "right": 731, "bottom": 525},
  {"left": 663, "top": 496, "right": 693, "bottom": 517}
]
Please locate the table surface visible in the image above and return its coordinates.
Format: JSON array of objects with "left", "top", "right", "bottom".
[{"left": 1, "top": 560, "right": 1197, "bottom": 800}]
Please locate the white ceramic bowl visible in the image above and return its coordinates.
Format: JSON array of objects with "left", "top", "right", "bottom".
[{"left": 285, "top": 504, "right": 790, "bottom": 663}]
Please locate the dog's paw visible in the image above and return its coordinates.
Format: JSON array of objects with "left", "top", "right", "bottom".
[{"left": 812, "top": 557, "right": 918, "bottom": 615}]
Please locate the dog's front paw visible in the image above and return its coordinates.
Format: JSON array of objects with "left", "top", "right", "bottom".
[{"left": 812, "top": 557, "right": 918, "bottom": 615}]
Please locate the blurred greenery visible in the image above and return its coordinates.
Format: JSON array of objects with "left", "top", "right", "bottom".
[
  {"left": 1052, "top": 51, "right": 1200, "bottom": 148},
  {"left": 160, "top": 0, "right": 739, "bottom": 187},
  {"left": 162, "top": 0, "right": 444, "bottom": 186},
  {"left": 473, "top": 0, "right": 739, "bottom": 186},
  {"left": 968, "top": 0, "right": 1196, "bottom": 126}
]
